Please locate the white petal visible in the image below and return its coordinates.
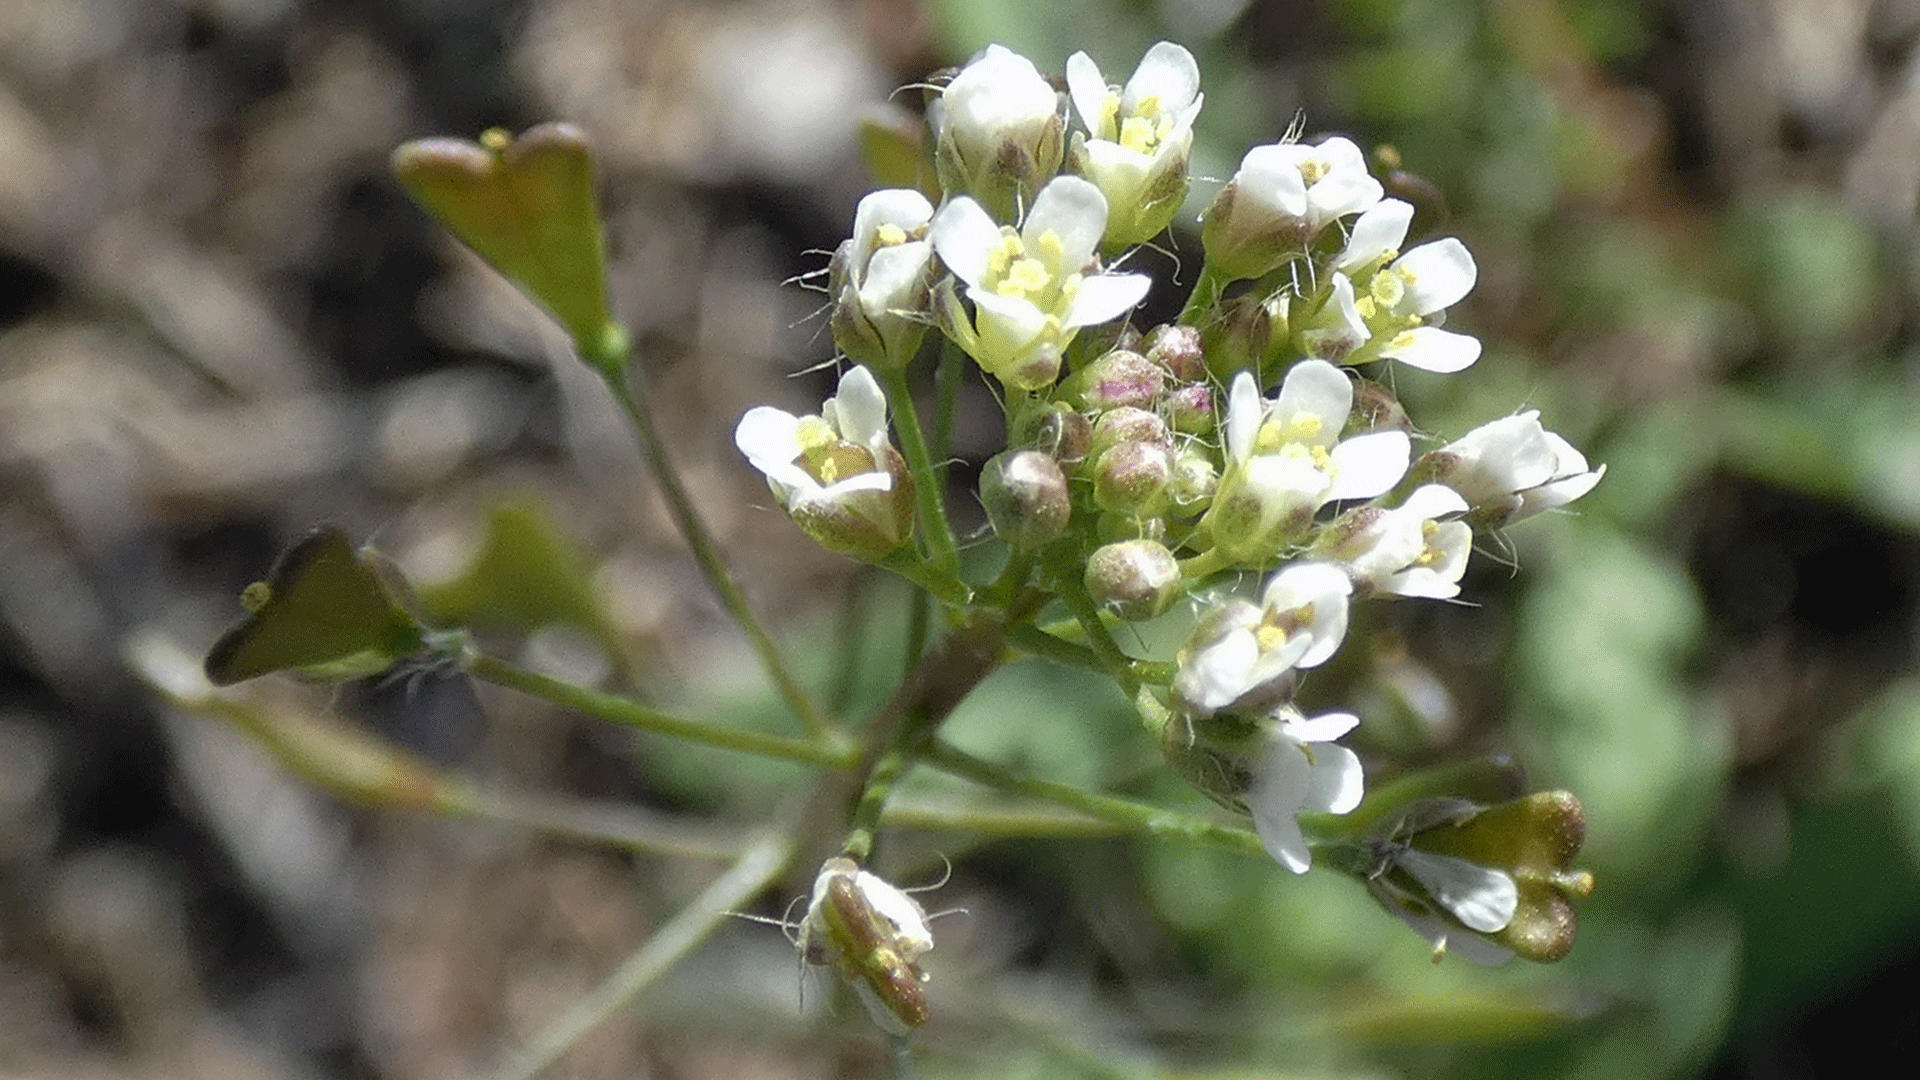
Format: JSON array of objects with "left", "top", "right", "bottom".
[
  {"left": 1282, "top": 708, "right": 1360, "bottom": 743},
  {"left": 1248, "top": 742, "right": 1314, "bottom": 873},
  {"left": 1336, "top": 198, "right": 1413, "bottom": 272},
  {"left": 1396, "top": 850, "right": 1518, "bottom": 933},
  {"left": 1394, "top": 238, "right": 1477, "bottom": 314},
  {"left": 1234, "top": 144, "right": 1308, "bottom": 217},
  {"left": 1065, "top": 271, "right": 1152, "bottom": 327},
  {"left": 1305, "top": 741, "right": 1364, "bottom": 815},
  {"left": 854, "top": 870, "right": 934, "bottom": 959},
  {"left": 1381, "top": 327, "right": 1481, "bottom": 373},
  {"left": 1261, "top": 563, "right": 1352, "bottom": 669},
  {"left": 929, "top": 197, "right": 1001, "bottom": 288},
  {"left": 734, "top": 406, "right": 802, "bottom": 470},
  {"left": 945, "top": 45, "right": 1056, "bottom": 138},
  {"left": 1327, "top": 429, "right": 1411, "bottom": 501},
  {"left": 1276, "top": 359, "right": 1353, "bottom": 441},
  {"left": 1024, "top": 175, "right": 1110, "bottom": 271},
  {"left": 1401, "top": 483, "right": 1470, "bottom": 520},
  {"left": 858, "top": 240, "right": 932, "bottom": 316},
  {"left": 851, "top": 188, "right": 934, "bottom": 271},
  {"left": 830, "top": 366, "right": 888, "bottom": 449},
  {"left": 1064, "top": 51, "right": 1111, "bottom": 135},
  {"left": 1225, "top": 372, "right": 1262, "bottom": 464},
  {"left": 1124, "top": 41, "right": 1201, "bottom": 114},
  {"left": 1182, "top": 629, "right": 1260, "bottom": 711},
  {"left": 1313, "top": 136, "right": 1369, "bottom": 174},
  {"left": 1306, "top": 169, "right": 1383, "bottom": 225},
  {"left": 968, "top": 287, "right": 1051, "bottom": 342}
]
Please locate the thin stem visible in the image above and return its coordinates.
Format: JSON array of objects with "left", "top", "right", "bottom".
[
  {"left": 879, "top": 366, "right": 961, "bottom": 578},
  {"left": 467, "top": 651, "right": 857, "bottom": 769},
  {"left": 925, "top": 741, "right": 1265, "bottom": 858},
  {"left": 880, "top": 797, "right": 1125, "bottom": 839},
  {"left": 879, "top": 548, "right": 972, "bottom": 608},
  {"left": 1176, "top": 261, "right": 1231, "bottom": 327},
  {"left": 1007, "top": 624, "right": 1108, "bottom": 676},
  {"left": 492, "top": 830, "right": 791, "bottom": 1080},
  {"left": 1057, "top": 572, "right": 1137, "bottom": 692},
  {"left": 583, "top": 334, "right": 830, "bottom": 740},
  {"left": 933, "top": 338, "right": 964, "bottom": 489}
]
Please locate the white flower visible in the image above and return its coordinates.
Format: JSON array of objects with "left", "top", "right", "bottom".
[
  {"left": 1366, "top": 845, "right": 1518, "bottom": 965},
  {"left": 1173, "top": 562, "right": 1352, "bottom": 715},
  {"left": 831, "top": 189, "right": 935, "bottom": 368},
  {"left": 1318, "top": 484, "right": 1472, "bottom": 598},
  {"left": 798, "top": 858, "right": 934, "bottom": 1032},
  {"left": 1332, "top": 198, "right": 1483, "bottom": 373},
  {"left": 1203, "top": 364, "right": 1410, "bottom": 562},
  {"left": 1247, "top": 707, "right": 1365, "bottom": 873},
  {"left": 1425, "top": 411, "right": 1604, "bottom": 526},
  {"left": 930, "top": 44, "right": 1063, "bottom": 214},
  {"left": 734, "top": 366, "right": 912, "bottom": 560},
  {"left": 931, "top": 175, "right": 1151, "bottom": 389},
  {"left": 1295, "top": 271, "right": 1372, "bottom": 361},
  {"left": 1064, "top": 41, "right": 1202, "bottom": 246}
]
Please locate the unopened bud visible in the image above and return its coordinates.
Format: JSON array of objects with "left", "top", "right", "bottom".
[
  {"left": 1349, "top": 377, "right": 1412, "bottom": 435},
  {"left": 1085, "top": 539, "right": 1182, "bottom": 621},
  {"left": 1164, "top": 383, "right": 1216, "bottom": 435},
  {"left": 980, "top": 449, "right": 1071, "bottom": 548},
  {"left": 1088, "top": 407, "right": 1171, "bottom": 463},
  {"left": 1144, "top": 324, "right": 1206, "bottom": 381},
  {"left": 1091, "top": 440, "right": 1173, "bottom": 518},
  {"left": 1200, "top": 293, "right": 1272, "bottom": 381},
  {"left": 1169, "top": 446, "right": 1219, "bottom": 510},
  {"left": 1060, "top": 349, "right": 1166, "bottom": 412},
  {"left": 1012, "top": 402, "right": 1094, "bottom": 467}
]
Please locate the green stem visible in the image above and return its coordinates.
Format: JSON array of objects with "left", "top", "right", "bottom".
[
  {"left": 583, "top": 333, "right": 831, "bottom": 740},
  {"left": 1176, "top": 261, "right": 1232, "bottom": 327},
  {"left": 842, "top": 746, "right": 914, "bottom": 863},
  {"left": 879, "top": 366, "right": 961, "bottom": 578},
  {"left": 1007, "top": 624, "right": 1108, "bottom": 676},
  {"left": 466, "top": 651, "right": 856, "bottom": 769},
  {"left": 879, "top": 548, "right": 973, "bottom": 608},
  {"left": 1057, "top": 572, "right": 1137, "bottom": 692},
  {"left": 492, "top": 831, "right": 791, "bottom": 1080},
  {"left": 924, "top": 741, "right": 1265, "bottom": 857}
]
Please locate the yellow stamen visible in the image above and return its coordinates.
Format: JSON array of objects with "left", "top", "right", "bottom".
[{"left": 874, "top": 222, "right": 907, "bottom": 247}]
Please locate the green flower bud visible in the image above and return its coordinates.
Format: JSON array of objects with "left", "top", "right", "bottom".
[
  {"left": 1059, "top": 349, "right": 1166, "bottom": 412},
  {"left": 1144, "top": 323, "right": 1206, "bottom": 381},
  {"left": 1200, "top": 293, "right": 1272, "bottom": 381},
  {"left": 1348, "top": 377, "right": 1412, "bottom": 436},
  {"left": 1169, "top": 445, "right": 1219, "bottom": 511},
  {"left": 1164, "top": 383, "right": 1216, "bottom": 435},
  {"left": 1011, "top": 401, "right": 1093, "bottom": 468},
  {"left": 980, "top": 449, "right": 1072, "bottom": 549},
  {"left": 1085, "top": 539, "right": 1182, "bottom": 621},
  {"left": 1357, "top": 793, "right": 1593, "bottom": 964},
  {"left": 1091, "top": 440, "right": 1173, "bottom": 518},
  {"left": 1088, "top": 407, "right": 1171, "bottom": 464}
]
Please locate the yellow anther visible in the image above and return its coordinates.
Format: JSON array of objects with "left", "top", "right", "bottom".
[
  {"left": 1372, "top": 271, "right": 1405, "bottom": 309},
  {"left": 1120, "top": 115, "right": 1157, "bottom": 155},
  {"left": 1255, "top": 624, "right": 1289, "bottom": 653},
  {"left": 1310, "top": 445, "right": 1333, "bottom": 471},
  {"left": 795, "top": 415, "right": 835, "bottom": 452},
  {"left": 1355, "top": 296, "right": 1378, "bottom": 320},
  {"left": 1299, "top": 158, "right": 1328, "bottom": 184},
  {"left": 1035, "top": 229, "right": 1065, "bottom": 264},
  {"left": 874, "top": 223, "right": 907, "bottom": 247},
  {"left": 1284, "top": 414, "right": 1325, "bottom": 441}
]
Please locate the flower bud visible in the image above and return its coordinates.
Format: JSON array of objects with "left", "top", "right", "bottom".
[
  {"left": 1011, "top": 401, "right": 1093, "bottom": 467},
  {"left": 1169, "top": 445, "right": 1219, "bottom": 510},
  {"left": 1144, "top": 323, "right": 1205, "bottom": 381},
  {"left": 1085, "top": 538, "right": 1181, "bottom": 620},
  {"left": 1088, "top": 407, "right": 1171, "bottom": 462},
  {"left": 1348, "top": 377, "right": 1412, "bottom": 436},
  {"left": 1408, "top": 411, "right": 1604, "bottom": 530},
  {"left": 827, "top": 189, "right": 935, "bottom": 370},
  {"left": 929, "top": 45, "right": 1065, "bottom": 222},
  {"left": 980, "top": 449, "right": 1071, "bottom": 549},
  {"left": 1199, "top": 293, "right": 1273, "bottom": 381},
  {"left": 1164, "top": 383, "right": 1216, "bottom": 436},
  {"left": 1091, "top": 440, "right": 1173, "bottom": 518},
  {"left": 1360, "top": 792, "right": 1593, "bottom": 964},
  {"left": 798, "top": 858, "right": 934, "bottom": 1032},
  {"left": 1059, "top": 349, "right": 1166, "bottom": 412}
]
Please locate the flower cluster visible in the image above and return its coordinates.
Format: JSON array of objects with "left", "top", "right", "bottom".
[{"left": 736, "top": 40, "right": 1601, "bottom": 988}]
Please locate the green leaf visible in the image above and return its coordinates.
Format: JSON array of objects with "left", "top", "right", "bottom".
[
  {"left": 204, "top": 527, "right": 427, "bottom": 685},
  {"left": 391, "top": 123, "right": 616, "bottom": 358}
]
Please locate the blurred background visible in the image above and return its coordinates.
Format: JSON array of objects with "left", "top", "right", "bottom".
[{"left": 5, "top": 0, "right": 1920, "bottom": 1076}]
